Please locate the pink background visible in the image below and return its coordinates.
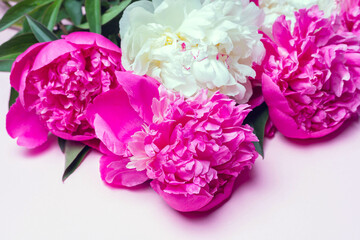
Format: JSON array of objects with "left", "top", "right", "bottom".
[{"left": 1, "top": 5, "right": 360, "bottom": 240}]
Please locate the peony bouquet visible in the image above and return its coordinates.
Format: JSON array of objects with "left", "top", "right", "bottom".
[{"left": 1, "top": 0, "right": 359, "bottom": 212}]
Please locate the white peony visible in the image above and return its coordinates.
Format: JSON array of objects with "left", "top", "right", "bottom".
[
  {"left": 258, "top": 0, "right": 339, "bottom": 36},
  {"left": 120, "top": 0, "right": 265, "bottom": 103}
]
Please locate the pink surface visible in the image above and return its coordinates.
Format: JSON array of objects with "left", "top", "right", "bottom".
[{"left": 1, "top": 13, "right": 360, "bottom": 240}]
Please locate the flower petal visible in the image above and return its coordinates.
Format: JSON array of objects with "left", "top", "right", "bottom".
[
  {"left": 10, "top": 42, "right": 48, "bottom": 94},
  {"left": 6, "top": 99, "right": 48, "bottom": 148},
  {"left": 150, "top": 180, "right": 213, "bottom": 212},
  {"left": 50, "top": 129, "right": 94, "bottom": 141},
  {"left": 198, "top": 176, "right": 236, "bottom": 212},
  {"left": 86, "top": 87, "right": 144, "bottom": 155},
  {"left": 63, "top": 32, "right": 122, "bottom": 54},
  {"left": 263, "top": 73, "right": 343, "bottom": 138},
  {"left": 32, "top": 39, "right": 77, "bottom": 71},
  {"left": 115, "top": 71, "right": 159, "bottom": 124},
  {"left": 100, "top": 155, "right": 148, "bottom": 187}
]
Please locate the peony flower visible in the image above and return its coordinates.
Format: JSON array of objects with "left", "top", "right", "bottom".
[
  {"left": 87, "top": 84, "right": 259, "bottom": 212},
  {"left": 260, "top": 6, "right": 360, "bottom": 139},
  {"left": 119, "top": 0, "right": 265, "bottom": 103},
  {"left": 257, "top": 0, "right": 338, "bottom": 36},
  {"left": 6, "top": 32, "right": 122, "bottom": 148}
]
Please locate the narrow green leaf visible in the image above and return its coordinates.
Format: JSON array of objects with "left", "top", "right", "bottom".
[
  {"left": 58, "top": 138, "right": 66, "bottom": 153},
  {"left": 63, "top": 141, "right": 91, "bottom": 181},
  {"left": 9, "top": 87, "right": 19, "bottom": 109},
  {"left": 0, "top": 33, "right": 38, "bottom": 60},
  {"left": 0, "top": 59, "right": 14, "bottom": 72},
  {"left": 85, "top": 0, "right": 101, "bottom": 34},
  {"left": 0, "top": 0, "right": 54, "bottom": 32},
  {"left": 77, "top": 0, "right": 131, "bottom": 29},
  {"left": 26, "top": 15, "right": 58, "bottom": 42},
  {"left": 63, "top": 0, "right": 83, "bottom": 25},
  {"left": 42, "top": 0, "right": 64, "bottom": 30},
  {"left": 244, "top": 103, "right": 269, "bottom": 157}
]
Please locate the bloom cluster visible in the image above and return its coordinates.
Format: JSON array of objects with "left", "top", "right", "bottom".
[{"left": 4, "top": 0, "right": 360, "bottom": 212}]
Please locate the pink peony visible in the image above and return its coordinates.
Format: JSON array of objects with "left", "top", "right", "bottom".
[
  {"left": 87, "top": 84, "right": 259, "bottom": 212},
  {"left": 6, "top": 32, "right": 122, "bottom": 148},
  {"left": 129, "top": 88, "right": 259, "bottom": 212},
  {"left": 260, "top": 6, "right": 360, "bottom": 139}
]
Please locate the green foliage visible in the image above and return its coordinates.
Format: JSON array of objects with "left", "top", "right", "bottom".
[
  {"left": 78, "top": 0, "right": 131, "bottom": 29},
  {"left": 26, "top": 15, "right": 59, "bottom": 42},
  {"left": 244, "top": 103, "right": 269, "bottom": 157},
  {"left": 0, "top": 33, "right": 38, "bottom": 60},
  {"left": 85, "top": 0, "right": 102, "bottom": 34},
  {"left": 42, "top": 0, "right": 64, "bottom": 30},
  {"left": 58, "top": 138, "right": 66, "bottom": 153},
  {"left": 0, "top": 59, "right": 14, "bottom": 72},
  {"left": 62, "top": 140, "right": 91, "bottom": 181},
  {"left": 0, "top": 0, "right": 54, "bottom": 31},
  {"left": 8, "top": 87, "right": 19, "bottom": 109},
  {"left": 63, "top": 0, "right": 83, "bottom": 25}
]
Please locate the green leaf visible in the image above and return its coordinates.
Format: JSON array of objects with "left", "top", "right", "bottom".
[
  {"left": 0, "top": 59, "right": 14, "bottom": 72},
  {"left": 8, "top": 87, "right": 19, "bottom": 109},
  {"left": 63, "top": 141, "right": 91, "bottom": 182},
  {"left": 108, "top": 34, "right": 118, "bottom": 45},
  {"left": 0, "top": 0, "right": 54, "bottom": 32},
  {"left": 77, "top": 0, "right": 131, "bottom": 29},
  {"left": 58, "top": 137, "right": 66, "bottom": 153},
  {"left": 244, "top": 103, "right": 269, "bottom": 157},
  {"left": 64, "top": 0, "right": 83, "bottom": 25},
  {"left": 85, "top": 0, "right": 101, "bottom": 34},
  {"left": 26, "top": 15, "right": 58, "bottom": 42},
  {"left": 0, "top": 33, "right": 38, "bottom": 60},
  {"left": 42, "top": 0, "right": 64, "bottom": 30}
]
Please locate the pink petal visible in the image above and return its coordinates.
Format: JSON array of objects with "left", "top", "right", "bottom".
[
  {"left": 100, "top": 155, "right": 148, "bottom": 187},
  {"left": 63, "top": 32, "right": 122, "bottom": 54},
  {"left": 32, "top": 39, "right": 77, "bottom": 71},
  {"left": 86, "top": 87, "right": 144, "bottom": 155},
  {"left": 82, "top": 139, "right": 115, "bottom": 156},
  {"left": 198, "top": 177, "right": 236, "bottom": 212},
  {"left": 262, "top": 73, "right": 342, "bottom": 138},
  {"left": 10, "top": 42, "right": 48, "bottom": 94},
  {"left": 49, "top": 129, "right": 94, "bottom": 141},
  {"left": 6, "top": 99, "right": 48, "bottom": 148},
  {"left": 150, "top": 180, "right": 213, "bottom": 212},
  {"left": 262, "top": 73, "right": 294, "bottom": 115},
  {"left": 116, "top": 71, "right": 159, "bottom": 124},
  {"left": 272, "top": 15, "right": 293, "bottom": 52}
]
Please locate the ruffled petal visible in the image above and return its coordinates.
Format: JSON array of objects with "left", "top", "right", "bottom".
[
  {"left": 86, "top": 87, "right": 144, "bottom": 155},
  {"left": 263, "top": 67, "right": 344, "bottom": 139},
  {"left": 100, "top": 155, "right": 148, "bottom": 187},
  {"left": 6, "top": 99, "right": 48, "bottom": 148}
]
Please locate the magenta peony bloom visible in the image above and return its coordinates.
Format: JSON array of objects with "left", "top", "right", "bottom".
[
  {"left": 87, "top": 83, "right": 259, "bottom": 212},
  {"left": 128, "top": 88, "right": 259, "bottom": 212},
  {"left": 6, "top": 32, "right": 122, "bottom": 148},
  {"left": 260, "top": 6, "right": 360, "bottom": 139}
]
